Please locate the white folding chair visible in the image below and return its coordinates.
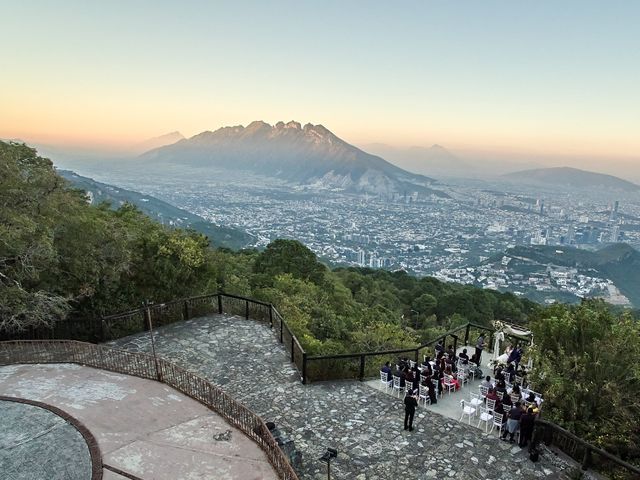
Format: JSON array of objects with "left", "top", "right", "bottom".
[
  {"left": 469, "top": 392, "right": 483, "bottom": 411},
  {"left": 379, "top": 371, "right": 391, "bottom": 391},
  {"left": 477, "top": 405, "right": 493, "bottom": 432},
  {"left": 431, "top": 378, "right": 441, "bottom": 399},
  {"left": 392, "top": 375, "right": 402, "bottom": 398},
  {"left": 486, "top": 398, "right": 496, "bottom": 413},
  {"left": 443, "top": 374, "right": 456, "bottom": 395},
  {"left": 490, "top": 411, "right": 504, "bottom": 435},
  {"left": 459, "top": 400, "right": 476, "bottom": 424},
  {"left": 418, "top": 383, "right": 430, "bottom": 406}
]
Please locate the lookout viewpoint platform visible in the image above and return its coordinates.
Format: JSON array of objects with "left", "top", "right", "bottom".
[{"left": 107, "top": 313, "right": 565, "bottom": 480}]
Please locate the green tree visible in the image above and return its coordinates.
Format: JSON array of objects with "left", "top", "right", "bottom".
[
  {"left": 529, "top": 300, "right": 640, "bottom": 465},
  {"left": 252, "top": 239, "right": 327, "bottom": 287}
]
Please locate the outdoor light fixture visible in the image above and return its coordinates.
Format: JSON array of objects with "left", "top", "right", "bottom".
[{"left": 319, "top": 447, "right": 338, "bottom": 480}]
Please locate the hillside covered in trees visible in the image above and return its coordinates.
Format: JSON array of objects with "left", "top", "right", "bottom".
[
  {"left": 2, "top": 142, "right": 639, "bottom": 473},
  {"left": 0, "top": 141, "right": 538, "bottom": 351}
]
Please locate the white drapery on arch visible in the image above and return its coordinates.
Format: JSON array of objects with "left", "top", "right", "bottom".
[{"left": 489, "top": 321, "right": 534, "bottom": 369}]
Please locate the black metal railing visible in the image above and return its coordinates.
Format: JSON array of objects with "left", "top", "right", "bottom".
[
  {"left": 532, "top": 419, "right": 640, "bottom": 479},
  {"left": 304, "top": 322, "right": 493, "bottom": 383}
]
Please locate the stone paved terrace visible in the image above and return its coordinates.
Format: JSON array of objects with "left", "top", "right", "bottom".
[
  {"left": 109, "top": 314, "right": 569, "bottom": 480},
  {"left": 0, "top": 363, "right": 278, "bottom": 480}
]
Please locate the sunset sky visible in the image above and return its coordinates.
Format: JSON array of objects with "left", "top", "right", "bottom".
[{"left": 2, "top": 1, "right": 639, "bottom": 164}]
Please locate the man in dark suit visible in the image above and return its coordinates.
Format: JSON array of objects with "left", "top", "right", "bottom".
[{"left": 404, "top": 389, "right": 418, "bottom": 431}]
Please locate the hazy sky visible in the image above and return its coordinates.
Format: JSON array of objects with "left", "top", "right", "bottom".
[{"left": 1, "top": 1, "right": 639, "bottom": 162}]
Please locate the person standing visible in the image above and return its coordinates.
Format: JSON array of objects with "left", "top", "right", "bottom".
[
  {"left": 404, "top": 389, "right": 418, "bottom": 431},
  {"left": 501, "top": 402, "right": 524, "bottom": 442},
  {"left": 519, "top": 407, "right": 536, "bottom": 448},
  {"left": 475, "top": 334, "right": 486, "bottom": 366}
]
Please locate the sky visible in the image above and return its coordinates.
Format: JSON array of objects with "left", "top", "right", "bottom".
[{"left": 1, "top": 1, "right": 639, "bottom": 167}]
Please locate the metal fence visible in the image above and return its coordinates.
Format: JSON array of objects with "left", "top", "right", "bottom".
[
  {"left": 304, "top": 322, "right": 492, "bottom": 383},
  {"left": 0, "top": 340, "right": 299, "bottom": 480},
  {"left": 532, "top": 419, "right": 640, "bottom": 479}
]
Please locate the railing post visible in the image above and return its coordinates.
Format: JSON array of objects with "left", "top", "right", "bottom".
[
  {"left": 582, "top": 447, "right": 591, "bottom": 470},
  {"left": 302, "top": 353, "right": 308, "bottom": 384},
  {"left": 453, "top": 335, "right": 458, "bottom": 355},
  {"left": 183, "top": 300, "right": 190, "bottom": 321},
  {"left": 143, "top": 304, "right": 151, "bottom": 332},
  {"left": 269, "top": 304, "right": 274, "bottom": 329},
  {"left": 217, "top": 294, "right": 223, "bottom": 315},
  {"left": 414, "top": 348, "right": 419, "bottom": 364},
  {"left": 464, "top": 323, "right": 470, "bottom": 345},
  {"left": 290, "top": 336, "right": 294, "bottom": 363},
  {"left": 245, "top": 299, "right": 250, "bottom": 320},
  {"left": 280, "top": 316, "right": 284, "bottom": 344},
  {"left": 99, "top": 317, "right": 106, "bottom": 342},
  {"left": 359, "top": 354, "right": 365, "bottom": 381}
]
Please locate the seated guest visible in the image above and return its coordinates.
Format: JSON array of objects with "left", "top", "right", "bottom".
[
  {"left": 446, "top": 355, "right": 457, "bottom": 373},
  {"left": 494, "top": 365, "right": 505, "bottom": 381},
  {"left": 446, "top": 344, "right": 455, "bottom": 359},
  {"left": 411, "top": 366, "right": 420, "bottom": 390},
  {"left": 435, "top": 340, "right": 445, "bottom": 355},
  {"left": 481, "top": 376, "right": 493, "bottom": 390},
  {"left": 501, "top": 392, "right": 513, "bottom": 409},
  {"left": 511, "top": 383, "right": 521, "bottom": 397},
  {"left": 470, "top": 352, "right": 481, "bottom": 366},
  {"left": 398, "top": 357, "right": 409, "bottom": 370},
  {"left": 444, "top": 364, "right": 461, "bottom": 390},
  {"left": 438, "top": 357, "right": 446, "bottom": 374},
  {"left": 381, "top": 361, "right": 393, "bottom": 382},
  {"left": 486, "top": 387, "right": 499, "bottom": 404},
  {"left": 405, "top": 368, "right": 415, "bottom": 389},
  {"left": 459, "top": 348, "right": 469, "bottom": 364},
  {"left": 400, "top": 367, "right": 409, "bottom": 388},
  {"left": 495, "top": 379, "right": 507, "bottom": 396},
  {"left": 426, "top": 378, "right": 438, "bottom": 404},
  {"left": 421, "top": 357, "right": 433, "bottom": 376},
  {"left": 504, "top": 363, "right": 516, "bottom": 383}
]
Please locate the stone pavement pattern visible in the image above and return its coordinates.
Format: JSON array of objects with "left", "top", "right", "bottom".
[
  {"left": 0, "top": 363, "right": 277, "bottom": 480},
  {"left": 111, "top": 314, "right": 566, "bottom": 480},
  {"left": 0, "top": 399, "right": 92, "bottom": 480}
]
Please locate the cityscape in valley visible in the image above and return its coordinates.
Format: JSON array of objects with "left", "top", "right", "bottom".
[{"left": 56, "top": 121, "right": 640, "bottom": 308}]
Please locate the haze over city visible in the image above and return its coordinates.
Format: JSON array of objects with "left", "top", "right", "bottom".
[{"left": 2, "top": 1, "right": 639, "bottom": 179}]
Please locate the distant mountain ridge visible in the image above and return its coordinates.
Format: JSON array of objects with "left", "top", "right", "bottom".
[
  {"left": 140, "top": 121, "right": 446, "bottom": 197},
  {"left": 132, "top": 131, "right": 185, "bottom": 154},
  {"left": 362, "top": 143, "right": 469, "bottom": 177},
  {"left": 59, "top": 170, "right": 252, "bottom": 249},
  {"left": 502, "top": 166, "right": 640, "bottom": 192}
]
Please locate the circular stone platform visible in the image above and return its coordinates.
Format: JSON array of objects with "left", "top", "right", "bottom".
[{"left": 0, "top": 397, "right": 94, "bottom": 480}]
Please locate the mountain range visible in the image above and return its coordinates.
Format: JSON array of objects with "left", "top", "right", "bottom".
[
  {"left": 502, "top": 167, "right": 640, "bottom": 192},
  {"left": 58, "top": 170, "right": 252, "bottom": 249},
  {"left": 361, "top": 143, "right": 470, "bottom": 177},
  {"left": 131, "top": 131, "right": 185, "bottom": 154},
  {"left": 140, "top": 121, "right": 447, "bottom": 197}
]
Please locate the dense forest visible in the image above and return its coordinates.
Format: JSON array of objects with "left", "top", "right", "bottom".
[{"left": 1, "top": 141, "right": 639, "bottom": 472}]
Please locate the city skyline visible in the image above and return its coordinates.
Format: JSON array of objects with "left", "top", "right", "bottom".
[{"left": 1, "top": 1, "right": 639, "bottom": 170}]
